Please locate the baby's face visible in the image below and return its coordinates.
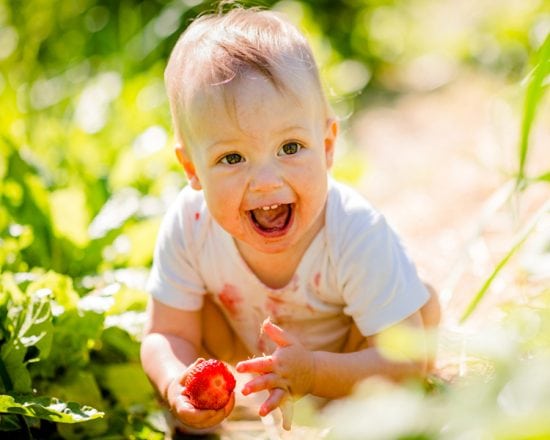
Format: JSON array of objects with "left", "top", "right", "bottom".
[{"left": 181, "top": 72, "right": 337, "bottom": 255}]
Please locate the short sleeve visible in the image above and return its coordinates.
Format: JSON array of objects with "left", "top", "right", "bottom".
[
  {"left": 146, "top": 188, "right": 206, "bottom": 310},
  {"left": 328, "top": 182, "right": 429, "bottom": 336}
]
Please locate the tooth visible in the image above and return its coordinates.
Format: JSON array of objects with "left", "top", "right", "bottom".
[
  {"left": 262, "top": 206, "right": 270, "bottom": 211},
  {"left": 270, "top": 204, "right": 279, "bottom": 209}
]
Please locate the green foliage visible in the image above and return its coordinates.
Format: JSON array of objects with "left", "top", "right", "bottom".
[
  {"left": 313, "top": 289, "right": 550, "bottom": 440},
  {"left": 461, "top": 32, "right": 550, "bottom": 323},
  {"left": 518, "top": 32, "right": 550, "bottom": 187},
  {"left": 0, "top": 395, "right": 104, "bottom": 424},
  {"left": 0, "top": 272, "right": 159, "bottom": 437}
]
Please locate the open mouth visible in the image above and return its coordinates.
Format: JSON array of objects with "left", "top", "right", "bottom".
[{"left": 248, "top": 203, "right": 294, "bottom": 236}]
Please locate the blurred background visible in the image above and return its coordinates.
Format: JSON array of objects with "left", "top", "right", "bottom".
[{"left": 0, "top": 0, "right": 549, "bottom": 438}]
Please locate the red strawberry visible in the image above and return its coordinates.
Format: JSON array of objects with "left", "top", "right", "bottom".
[{"left": 182, "top": 359, "right": 236, "bottom": 410}]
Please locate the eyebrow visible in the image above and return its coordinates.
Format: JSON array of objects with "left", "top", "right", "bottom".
[
  {"left": 205, "top": 125, "right": 308, "bottom": 149},
  {"left": 275, "top": 125, "right": 309, "bottom": 135},
  {"left": 205, "top": 139, "right": 241, "bottom": 152}
]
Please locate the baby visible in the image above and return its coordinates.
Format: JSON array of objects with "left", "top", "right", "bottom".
[{"left": 140, "top": 5, "right": 440, "bottom": 434}]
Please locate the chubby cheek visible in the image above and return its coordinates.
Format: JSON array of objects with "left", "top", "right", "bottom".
[
  {"left": 296, "top": 160, "right": 328, "bottom": 196},
  {"left": 301, "top": 181, "right": 327, "bottom": 221},
  {"left": 209, "top": 194, "right": 238, "bottom": 218},
  {"left": 300, "top": 175, "right": 328, "bottom": 224},
  {"left": 205, "top": 190, "right": 248, "bottom": 236}
]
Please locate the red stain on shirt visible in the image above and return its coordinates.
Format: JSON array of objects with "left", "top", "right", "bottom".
[
  {"left": 194, "top": 212, "right": 200, "bottom": 221},
  {"left": 314, "top": 272, "right": 321, "bottom": 287},
  {"left": 218, "top": 284, "right": 242, "bottom": 318},
  {"left": 266, "top": 295, "right": 284, "bottom": 319},
  {"left": 290, "top": 274, "right": 299, "bottom": 291}
]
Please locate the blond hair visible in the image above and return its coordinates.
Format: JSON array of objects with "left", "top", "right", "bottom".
[{"left": 164, "top": 7, "right": 329, "bottom": 142}]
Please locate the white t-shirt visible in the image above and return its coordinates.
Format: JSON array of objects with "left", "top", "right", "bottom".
[{"left": 147, "top": 178, "right": 429, "bottom": 356}]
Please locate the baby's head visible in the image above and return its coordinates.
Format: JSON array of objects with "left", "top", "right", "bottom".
[
  {"left": 164, "top": 7, "right": 338, "bottom": 255},
  {"left": 165, "top": 7, "right": 332, "bottom": 148}
]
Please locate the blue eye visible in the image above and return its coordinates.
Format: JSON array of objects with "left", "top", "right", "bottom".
[
  {"left": 278, "top": 142, "right": 302, "bottom": 156},
  {"left": 220, "top": 153, "right": 244, "bottom": 165}
]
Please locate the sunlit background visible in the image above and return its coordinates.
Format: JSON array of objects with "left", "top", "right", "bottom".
[{"left": 1, "top": 0, "right": 549, "bottom": 438}]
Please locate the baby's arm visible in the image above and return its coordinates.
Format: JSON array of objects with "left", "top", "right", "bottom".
[
  {"left": 309, "top": 311, "right": 427, "bottom": 396},
  {"left": 236, "top": 312, "right": 427, "bottom": 429},
  {"left": 140, "top": 298, "right": 234, "bottom": 430}
]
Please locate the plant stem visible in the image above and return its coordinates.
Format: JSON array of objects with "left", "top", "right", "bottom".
[
  {"left": 0, "top": 358, "right": 33, "bottom": 440},
  {"left": 0, "top": 357, "right": 13, "bottom": 391},
  {"left": 516, "top": 33, "right": 550, "bottom": 188},
  {"left": 460, "top": 200, "right": 550, "bottom": 323}
]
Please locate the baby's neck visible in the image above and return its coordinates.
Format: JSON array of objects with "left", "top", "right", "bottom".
[
  {"left": 235, "top": 207, "right": 326, "bottom": 289},
  {"left": 235, "top": 242, "right": 305, "bottom": 289}
]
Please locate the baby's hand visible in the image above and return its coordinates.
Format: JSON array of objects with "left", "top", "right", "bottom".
[
  {"left": 236, "top": 319, "right": 315, "bottom": 430},
  {"left": 166, "top": 359, "right": 235, "bottom": 431}
]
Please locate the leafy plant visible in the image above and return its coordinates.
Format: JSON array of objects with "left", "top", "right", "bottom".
[
  {"left": 461, "top": 32, "right": 550, "bottom": 323},
  {"left": 0, "top": 271, "right": 162, "bottom": 438}
]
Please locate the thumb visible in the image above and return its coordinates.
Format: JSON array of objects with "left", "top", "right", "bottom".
[{"left": 261, "top": 318, "right": 298, "bottom": 348}]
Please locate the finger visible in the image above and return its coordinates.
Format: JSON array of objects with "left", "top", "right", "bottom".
[
  {"left": 241, "top": 373, "right": 281, "bottom": 395},
  {"left": 173, "top": 395, "right": 215, "bottom": 421},
  {"left": 262, "top": 318, "right": 297, "bottom": 348},
  {"left": 280, "top": 399, "right": 294, "bottom": 431},
  {"left": 223, "top": 392, "right": 235, "bottom": 417},
  {"left": 236, "top": 355, "right": 274, "bottom": 374},
  {"left": 179, "top": 358, "right": 206, "bottom": 385},
  {"left": 259, "top": 387, "right": 286, "bottom": 417},
  {"left": 173, "top": 395, "right": 229, "bottom": 429}
]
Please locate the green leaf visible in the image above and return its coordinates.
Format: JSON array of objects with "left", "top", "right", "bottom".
[
  {"left": 0, "top": 272, "right": 27, "bottom": 307},
  {"left": 42, "top": 370, "right": 109, "bottom": 438},
  {"left": 0, "top": 394, "right": 104, "bottom": 424},
  {"left": 34, "top": 309, "right": 104, "bottom": 379},
  {"left": 49, "top": 186, "right": 91, "bottom": 247},
  {"left": 533, "top": 171, "right": 550, "bottom": 183},
  {"left": 96, "top": 363, "right": 155, "bottom": 407},
  {"left": 109, "top": 283, "right": 149, "bottom": 315},
  {"left": 123, "top": 217, "right": 161, "bottom": 267},
  {"left": 99, "top": 326, "right": 141, "bottom": 362},
  {"left": 26, "top": 271, "right": 80, "bottom": 311},
  {"left": 0, "top": 413, "right": 23, "bottom": 431},
  {"left": 0, "top": 289, "right": 53, "bottom": 392},
  {"left": 461, "top": 199, "right": 550, "bottom": 322},
  {"left": 517, "top": 33, "right": 550, "bottom": 187}
]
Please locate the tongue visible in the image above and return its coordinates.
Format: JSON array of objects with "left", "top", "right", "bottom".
[{"left": 252, "top": 205, "right": 289, "bottom": 231}]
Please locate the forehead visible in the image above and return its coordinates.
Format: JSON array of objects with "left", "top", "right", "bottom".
[{"left": 183, "top": 68, "right": 325, "bottom": 144}]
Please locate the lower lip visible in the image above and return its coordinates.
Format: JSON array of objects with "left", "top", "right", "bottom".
[{"left": 248, "top": 205, "right": 294, "bottom": 238}]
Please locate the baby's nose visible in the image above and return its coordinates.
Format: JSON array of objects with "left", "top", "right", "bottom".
[{"left": 249, "top": 162, "right": 283, "bottom": 192}]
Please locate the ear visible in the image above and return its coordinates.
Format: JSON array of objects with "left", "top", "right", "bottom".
[
  {"left": 174, "top": 143, "right": 202, "bottom": 190},
  {"left": 324, "top": 118, "right": 339, "bottom": 169}
]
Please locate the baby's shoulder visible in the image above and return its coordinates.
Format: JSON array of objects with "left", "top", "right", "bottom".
[
  {"left": 326, "top": 179, "right": 382, "bottom": 232},
  {"left": 324, "top": 180, "right": 392, "bottom": 260},
  {"left": 162, "top": 186, "right": 211, "bottom": 243}
]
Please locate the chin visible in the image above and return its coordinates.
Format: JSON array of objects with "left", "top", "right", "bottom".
[{"left": 255, "top": 241, "right": 295, "bottom": 254}]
